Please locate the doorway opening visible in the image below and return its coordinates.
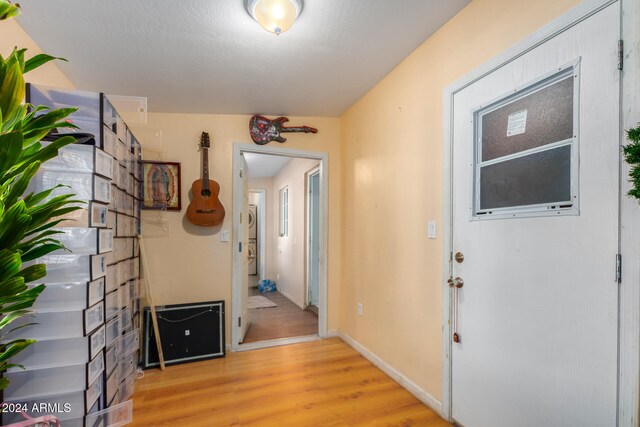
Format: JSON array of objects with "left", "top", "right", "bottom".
[{"left": 231, "top": 144, "right": 328, "bottom": 351}]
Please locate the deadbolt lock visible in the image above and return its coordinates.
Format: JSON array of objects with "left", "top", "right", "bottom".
[
  {"left": 448, "top": 277, "right": 464, "bottom": 288},
  {"left": 454, "top": 252, "right": 464, "bottom": 263}
]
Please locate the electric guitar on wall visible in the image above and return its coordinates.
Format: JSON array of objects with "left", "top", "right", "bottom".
[
  {"left": 249, "top": 115, "right": 317, "bottom": 145},
  {"left": 186, "top": 132, "right": 225, "bottom": 226}
]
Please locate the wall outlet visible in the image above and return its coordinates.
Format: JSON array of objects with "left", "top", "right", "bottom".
[
  {"left": 184, "top": 329, "right": 190, "bottom": 336},
  {"left": 357, "top": 303, "right": 363, "bottom": 316}
]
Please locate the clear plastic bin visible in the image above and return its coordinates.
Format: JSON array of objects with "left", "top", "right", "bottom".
[
  {"left": 85, "top": 373, "right": 103, "bottom": 412},
  {"left": 117, "top": 329, "right": 139, "bottom": 359},
  {"left": 118, "top": 371, "right": 136, "bottom": 402},
  {"left": 84, "top": 301, "right": 105, "bottom": 335},
  {"left": 5, "top": 363, "right": 95, "bottom": 400},
  {"left": 32, "top": 253, "right": 107, "bottom": 283},
  {"left": 85, "top": 399, "right": 132, "bottom": 427},
  {"left": 105, "top": 369, "right": 119, "bottom": 404},
  {"left": 105, "top": 290, "right": 119, "bottom": 320},
  {"left": 105, "top": 315, "right": 120, "bottom": 348},
  {"left": 41, "top": 143, "right": 113, "bottom": 179},
  {"left": 12, "top": 310, "right": 86, "bottom": 340},
  {"left": 89, "top": 324, "right": 106, "bottom": 360},
  {"left": 106, "top": 264, "right": 118, "bottom": 293},
  {"left": 8, "top": 335, "right": 92, "bottom": 371},
  {"left": 124, "top": 194, "right": 134, "bottom": 216},
  {"left": 28, "top": 170, "right": 111, "bottom": 204},
  {"left": 117, "top": 352, "right": 136, "bottom": 381},
  {"left": 105, "top": 343, "right": 118, "bottom": 376},
  {"left": 102, "top": 125, "right": 118, "bottom": 158},
  {"left": 118, "top": 165, "right": 128, "bottom": 191},
  {"left": 26, "top": 84, "right": 101, "bottom": 145},
  {"left": 120, "top": 308, "right": 132, "bottom": 333},
  {"left": 31, "top": 278, "right": 103, "bottom": 312},
  {"left": 55, "top": 201, "right": 110, "bottom": 229},
  {"left": 53, "top": 228, "right": 113, "bottom": 255},
  {"left": 87, "top": 351, "right": 104, "bottom": 385}
]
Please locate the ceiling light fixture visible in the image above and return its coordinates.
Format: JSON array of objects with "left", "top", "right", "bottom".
[{"left": 245, "top": 0, "right": 303, "bottom": 35}]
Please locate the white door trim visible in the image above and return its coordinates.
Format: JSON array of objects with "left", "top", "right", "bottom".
[
  {"left": 231, "top": 143, "right": 329, "bottom": 351},
  {"left": 305, "top": 166, "right": 321, "bottom": 308},
  {"left": 441, "top": 0, "right": 637, "bottom": 423}
]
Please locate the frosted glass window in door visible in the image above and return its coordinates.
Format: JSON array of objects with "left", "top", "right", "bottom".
[{"left": 473, "top": 65, "right": 579, "bottom": 217}]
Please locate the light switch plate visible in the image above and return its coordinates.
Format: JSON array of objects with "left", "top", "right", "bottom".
[
  {"left": 428, "top": 221, "right": 436, "bottom": 239},
  {"left": 220, "top": 230, "right": 229, "bottom": 242}
]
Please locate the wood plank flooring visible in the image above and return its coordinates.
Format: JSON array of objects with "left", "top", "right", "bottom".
[
  {"left": 243, "top": 290, "right": 318, "bottom": 343},
  {"left": 130, "top": 338, "right": 450, "bottom": 426}
]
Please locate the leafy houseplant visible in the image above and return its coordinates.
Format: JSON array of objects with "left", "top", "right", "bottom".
[
  {"left": 0, "top": 0, "right": 82, "bottom": 389},
  {"left": 622, "top": 125, "right": 640, "bottom": 202}
]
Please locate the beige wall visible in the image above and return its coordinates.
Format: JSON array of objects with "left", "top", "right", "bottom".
[
  {"left": 338, "top": 0, "right": 581, "bottom": 402},
  {"left": 132, "top": 114, "right": 340, "bottom": 343},
  {"left": 272, "top": 158, "right": 320, "bottom": 308},
  {"left": 0, "top": 19, "right": 74, "bottom": 89}
]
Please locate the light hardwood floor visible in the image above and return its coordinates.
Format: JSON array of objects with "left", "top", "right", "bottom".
[
  {"left": 130, "top": 338, "right": 450, "bottom": 426},
  {"left": 244, "top": 289, "right": 318, "bottom": 343}
]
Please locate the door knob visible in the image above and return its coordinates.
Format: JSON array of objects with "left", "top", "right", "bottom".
[{"left": 455, "top": 252, "right": 464, "bottom": 263}]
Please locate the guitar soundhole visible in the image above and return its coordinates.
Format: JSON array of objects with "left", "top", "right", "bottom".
[{"left": 201, "top": 189, "right": 212, "bottom": 197}]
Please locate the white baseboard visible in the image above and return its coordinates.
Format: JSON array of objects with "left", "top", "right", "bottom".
[
  {"left": 325, "top": 329, "right": 339, "bottom": 338},
  {"left": 337, "top": 331, "right": 443, "bottom": 417}
]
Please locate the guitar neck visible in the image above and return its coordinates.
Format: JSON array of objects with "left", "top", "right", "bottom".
[
  {"left": 202, "top": 147, "right": 210, "bottom": 190},
  {"left": 280, "top": 126, "right": 315, "bottom": 133}
]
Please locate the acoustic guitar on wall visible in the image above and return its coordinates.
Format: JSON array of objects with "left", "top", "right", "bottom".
[{"left": 186, "top": 132, "right": 225, "bottom": 226}]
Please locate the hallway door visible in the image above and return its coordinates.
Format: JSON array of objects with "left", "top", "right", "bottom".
[{"left": 307, "top": 169, "right": 320, "bottom": 308}]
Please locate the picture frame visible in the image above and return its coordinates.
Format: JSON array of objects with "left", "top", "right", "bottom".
[{"left": 141, "top": 161, "right": 181, "bottom": 210}]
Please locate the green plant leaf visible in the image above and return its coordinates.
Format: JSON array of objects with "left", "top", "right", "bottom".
[
  {"left": 0, "top": 60, "right": 24, "bottom": 124},
  {"left": 24, "top": 54, "right": 67, "bottom": 74},
  {"left": 1, "top": 103, "right": 26, "bottom": 133},
  {"left": 0, "top": 340, "right": 35, "bottom": 364},
  {"left": 21, "top": 107, "right": 77, "bottom": 133},
  {"left": 3, "top": 161, "right": 40, "bottom": 209},
  {"left": 20, "top": 243, "right": 65, "bottom": 263},
  {"left": 0, "top": 276, "right": 26, "bottom": 299},
  {"left": 0, "top": 0, "right": 21, "bottom": 20},
  {"left": 16, "top": 264, "right": 46, "bottom": 283},
  {"left": 0, "top": 284, "right": 44, "bottom": 309},
  {"left": 0, "top": 249, "right": 21, "bottom": 279},
  {"left": 0, "top": 201, "right": 31, "bottom": 250},
  {"left": 0, "top": 131, "right": 23, "bottom": 176}
]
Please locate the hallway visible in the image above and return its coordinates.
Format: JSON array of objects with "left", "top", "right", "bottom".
[{"left": 244, "top": 289, "right": 318, "bottom": 343}]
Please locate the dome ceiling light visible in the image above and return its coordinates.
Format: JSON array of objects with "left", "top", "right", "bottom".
[{"left": 245, "top": 0, "right": 303, "bottom": 35}]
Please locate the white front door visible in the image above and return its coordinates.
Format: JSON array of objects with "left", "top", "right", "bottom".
[{"left": 450, "top": 4, "right": 620, "bottom": 426}]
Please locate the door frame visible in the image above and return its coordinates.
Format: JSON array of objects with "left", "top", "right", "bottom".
[
  {"left": 231, "top": 143, "right": 329, "bottom": 351},
  {"left": 305, "top": 166, "right": 321, "bottom": 309},
  {"left": 441, "top": 0, "right": 639, "bottom": 423}
]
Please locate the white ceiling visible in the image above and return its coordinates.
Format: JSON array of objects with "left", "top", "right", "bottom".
[
  {"left": 244, "top": 153, "right": 291, "bottom": 178},
  {"left": 16, "top": 0, "right": 469, "bottom": 117}
]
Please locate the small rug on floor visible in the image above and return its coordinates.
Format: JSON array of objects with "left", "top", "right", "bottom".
[{"left": 248, "top": 295, "right": 277, "bottom": 310}]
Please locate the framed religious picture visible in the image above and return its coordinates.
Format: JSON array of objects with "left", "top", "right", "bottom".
[{"left": 141, "top": 161, "right": 181, "bottom": 210}]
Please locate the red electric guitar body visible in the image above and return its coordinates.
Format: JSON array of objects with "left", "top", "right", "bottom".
[{"left": 249, "top": 115, "right": 317, "bottom": 145}]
